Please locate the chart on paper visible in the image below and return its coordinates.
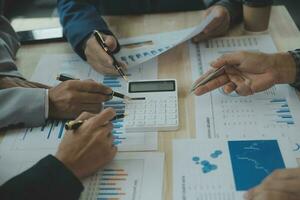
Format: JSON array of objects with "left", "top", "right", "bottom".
[
  {"left": 0, "top": 151, "right": 164, "bottom": 200},
  {"left": 189, "top": 35, "right": 300, "bottom": 156},
  {"left": 115, "top": 12, "right": 214, "bottom": 68},
  {"left": 0, "top": 54, "right": 158, "bottom": 155},
  {"left": 173, "top": 139, "right": 298, "bottom": 200}
]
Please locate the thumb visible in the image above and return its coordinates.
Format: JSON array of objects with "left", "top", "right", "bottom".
[
  {"left": 104, "top": 35, "right": 118, "bottom": 52},
  {"left": 211, "top": 52, "right": 245, "bottom": 69}
]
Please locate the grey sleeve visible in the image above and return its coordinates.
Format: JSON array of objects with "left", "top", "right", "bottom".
[
  {"left": 0, "top": 15, "right": 22, "bottom": 78},
  {"left": 289, "top": 49, "right": 300, "bottom": 90},
  {"left": 216, "top": 0, "right": 243, "bottom": 26},
  {"left": 0, "top": 88, "right": 47, "bottom": 129}
]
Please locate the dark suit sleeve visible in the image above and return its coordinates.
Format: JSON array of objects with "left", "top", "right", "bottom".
[
  {"left": 57, "top": 0, "right": 119, "bottom": 60},
  {"left": 0, "top": 155, "right": 84, "bottom": 200},
  {"left": 289, "top": 49, "right": 300, "bottom": 90}
]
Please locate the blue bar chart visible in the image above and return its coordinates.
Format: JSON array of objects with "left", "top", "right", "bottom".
[{"left": 272, "top": 98, "right": 295, "bottom": 125}]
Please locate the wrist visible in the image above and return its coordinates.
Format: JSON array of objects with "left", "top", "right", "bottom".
[{"left": 272, "top": 52, "right": 297, "bottom": 84}]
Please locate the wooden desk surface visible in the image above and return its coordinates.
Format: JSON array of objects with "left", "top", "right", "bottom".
[{"left": 5, "top": 6, "right": 300, "bottom": 200}]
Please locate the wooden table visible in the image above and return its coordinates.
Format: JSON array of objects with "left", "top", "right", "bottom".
[{"left": 4, "top": 6, "right": 300, "bottom": 200}]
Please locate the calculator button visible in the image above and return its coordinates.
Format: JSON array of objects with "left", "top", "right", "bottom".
[
  {"left": 135, "top": 109, "right": 145, "bottom": 115},
  {"left": 166, "top": 114, "right": 177, "bottom": 119},
  {"left": 145, "top": 120, "right": 156, "bottom": 126},
  {"left": 167, "top": 119, "right": 177, "bottom": 125},
  {"left": 156, "top": 119, "right": 166, "bottom": 125},
  {"left": 135, "top": 120, "right": 145, "bottom": 126},
  {"left": 146, "top": 114, "right": 156, "bottom": 120},
  {"left": 135, "top": 114, "right": 145, "bottom": 120}
]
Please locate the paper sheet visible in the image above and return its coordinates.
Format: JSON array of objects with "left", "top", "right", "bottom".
[
  {"left": 0, "top": 54, "right": 158, "bottom": 154},
  {"left": 189, "top": 35, "right": 300, "bottom": 157},
  {"left": 0, "top": 151, "right": 165, "bottom": 200},
  {"left": 116, "top": 12, "right": 214, "bottom": 68},
  {"left": 173, "top": 138, "right": 298, "bottom": 200}
]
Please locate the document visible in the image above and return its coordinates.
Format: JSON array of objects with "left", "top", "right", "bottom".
[
  {"left": 116, "top": 12, "right": 214, "bottom": 68},
  {"left": 0, "top": 54, "right": 158, "bottom": 154},
  {"left": 0, "top": 151, "right": 165, "bottom": 200},
  {"left": 189, "top": 35, "right": 300, "bottom": 157},
  {"left": 173, "top": 138, "right": 298, "bottom": 200}
]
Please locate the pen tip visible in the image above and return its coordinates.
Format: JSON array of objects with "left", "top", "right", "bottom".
[{"left": 123, "top": 75, "right": 129, "bottom": 82}]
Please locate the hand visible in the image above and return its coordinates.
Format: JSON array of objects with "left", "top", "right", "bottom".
[
  {"left": 0, "top": 76, "right": 50, "bottom": 89},
  {"left": 192, "top": 5, "right": 230, "bottom": 42},
  {"left": 244, "top": 168, "right": 300, "bottom": 200},
  {"left": 49, "top": 79, "right": 113, "bottom": 119},
  {"left": 55, "top": 108, "right": 117, "bottom": 179},
  {"left": 84, "top": 33, "right": 127, "bottom": 75},
  {"left": 193, "top": 51, "right": 297, "bottom": 96}
]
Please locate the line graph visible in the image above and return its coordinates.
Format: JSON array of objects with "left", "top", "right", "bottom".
[{"left": 228, "top": 140, "right": 285, "bottom": 191}]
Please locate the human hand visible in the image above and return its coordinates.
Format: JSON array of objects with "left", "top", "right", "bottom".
[
  {"left": 193, "top": 51, "right": 297, "bottom": 96},
  {"left": 192, "top": 5, "right": 230, "bottom": 42},
  {"left": 48, "top": 79, "right": 113, "bottom": 119},
  {"left": 0, "top": 76, "right": 50, "bottom": 89},
  {"left": 244, "top": 168, "right": 300, "bottom": 200},
  {"left": 84, "top": 33, "right": 127, "bottom": 75},
  {"left": 55, "top": 108, "right": 117, "bottom": 179}
]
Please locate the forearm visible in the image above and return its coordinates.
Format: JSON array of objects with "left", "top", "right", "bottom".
[
  {"left": 57, "top": 0, "right": 118, "bottom": 59},
  {"left": 0, "top": 155, "right": 83, "bottom": 200},
  {"left": 216, "top": 0, "right": 243, "bottom": 26},
  {"left": 0, "top": 88, "right": 47, "bottom": 128}
]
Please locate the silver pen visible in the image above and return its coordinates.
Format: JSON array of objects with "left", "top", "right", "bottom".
[{"left": 190, "top": 65, "right": 226, "bottom": 93}]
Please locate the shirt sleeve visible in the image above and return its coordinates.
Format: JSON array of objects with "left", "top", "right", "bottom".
[
  {"left": 0, "top": 155, "right": 84, "bottom": 200},
  {"left": 57, "top": 0, "right": 120, "bottom": 60},
  {"left": 216, "top": 0, "right": 243, "bottom": 26},
  {"left": 289, "top": 49, "right": 300, "bottom": 90},
  {"left": 0, "top": 88, "right": 47, "bottom": 128}
]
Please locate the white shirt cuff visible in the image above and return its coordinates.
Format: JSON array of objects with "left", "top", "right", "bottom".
[{"left": 45, "top": 89, "right": 49, "bottom": 119}]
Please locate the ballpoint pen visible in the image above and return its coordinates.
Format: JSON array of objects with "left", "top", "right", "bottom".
[
  {"left": 56, "top": 73, "right": 132, "bottom": 101},
  {"left": 93, "top": 30, "right": 128, "bottom": 82},
  {"left": 190, "top": 65, "right": 226, "bottom": 93},
  {"left": 65, "top": 114, "right": 127, "bottom": 130}
]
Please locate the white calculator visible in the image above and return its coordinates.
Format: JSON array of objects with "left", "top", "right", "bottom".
[{"left": 124, "top": 79, "right": 179, "bottom": 132}]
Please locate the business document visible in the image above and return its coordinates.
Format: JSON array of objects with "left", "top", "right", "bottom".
[
  {"left": 173, "top": 138, "right": 298, "bottom": 200},
  {"left": 189, "top": 35, "right": 300, "bottom": 157}
]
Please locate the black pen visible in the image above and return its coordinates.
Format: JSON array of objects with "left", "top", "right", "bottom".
[
  {"left": 56, "top": 73, "right": 132, "bottom": 101},
  {"left": 65, "top": 114, "right": 127, "bottom": 130},
  {"left": 93, "top": 30, "right": 128, "bottom": 82}
]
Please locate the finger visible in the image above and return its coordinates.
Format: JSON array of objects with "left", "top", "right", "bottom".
[
  {"left": 86, "top": 36, "right": 114, "bottom": 68},
  {"left": 223, "top": 82, "right": 236, "bottom": 94},
  {"left": 227, "top": 73, "right": 252, "bottom": 96},
  {"left": 267, "top": 169, "right": 300, "bottom": 180},
  {"left": 89, "top": 108, "right": 116, "bottom": 129},
  {"left": 66, "top": 80, "right": 112, "bottom": 94},
  {"left": 104, "top": 35, "right": 118, "bottom": 52},
  {"left": 211, "top": 52, "right": 246, "bottom": 69},
  {"left": 194, "top": 74, "right": 229, "bottom": 96},
  {"left": 193, "top": 68, "right": 216, "bottom": 85},
  {"left": 76, "top": 111, "right": 95, "bottom": 121},
  {"left": 29, "top": 81, "right": 51, "bottom": 89},
  {"left": 78, "top": 103, "right": 103, "bottom": 114}
]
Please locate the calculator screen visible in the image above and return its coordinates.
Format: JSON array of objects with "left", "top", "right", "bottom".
[{"left": 129, "top": 80, "right": 175, "bottom": 93}]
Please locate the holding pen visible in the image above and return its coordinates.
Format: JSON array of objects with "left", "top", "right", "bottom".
[{"left": 57, "top": 73, "right": 132, "bottom": 101}]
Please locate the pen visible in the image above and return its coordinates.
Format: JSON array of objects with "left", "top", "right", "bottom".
[
  {"left": 190, "top": 65, "right": 226, "bottom": 93},
  {"left": 93, "top": 30, "right": 128, "bottom": 82},
  {"left": 65, "top": 114, "right": 127, "bottom": 130},
  {"left": 56, "top": 73, "right": 132, "bottom": 101}
]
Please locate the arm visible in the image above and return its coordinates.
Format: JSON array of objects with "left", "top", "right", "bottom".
[
  {"left": 289, "top": 49, "right": 300, "bottom": 90},
  {"left": 57, "top": 0, "right": 119, "bottom": 60},
  {"left": 0, "top": 88, "right": 47, "bottom": 128},
  {"left": 216, "top": 0, "right": 243, "bottom": 26},
  {"left": 0, "top": 155, "right": 83, "bottom": 200}
]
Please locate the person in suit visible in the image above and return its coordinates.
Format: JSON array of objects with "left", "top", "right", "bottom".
[
  {"left": 0, "top": 108, "right": 117, "bottom": 200},
  {"left": 57, "top": 0, "right": 243, "bottom": 74},
  {"left": 0, "top": 16, "right": 115, "bottom": 129}
]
